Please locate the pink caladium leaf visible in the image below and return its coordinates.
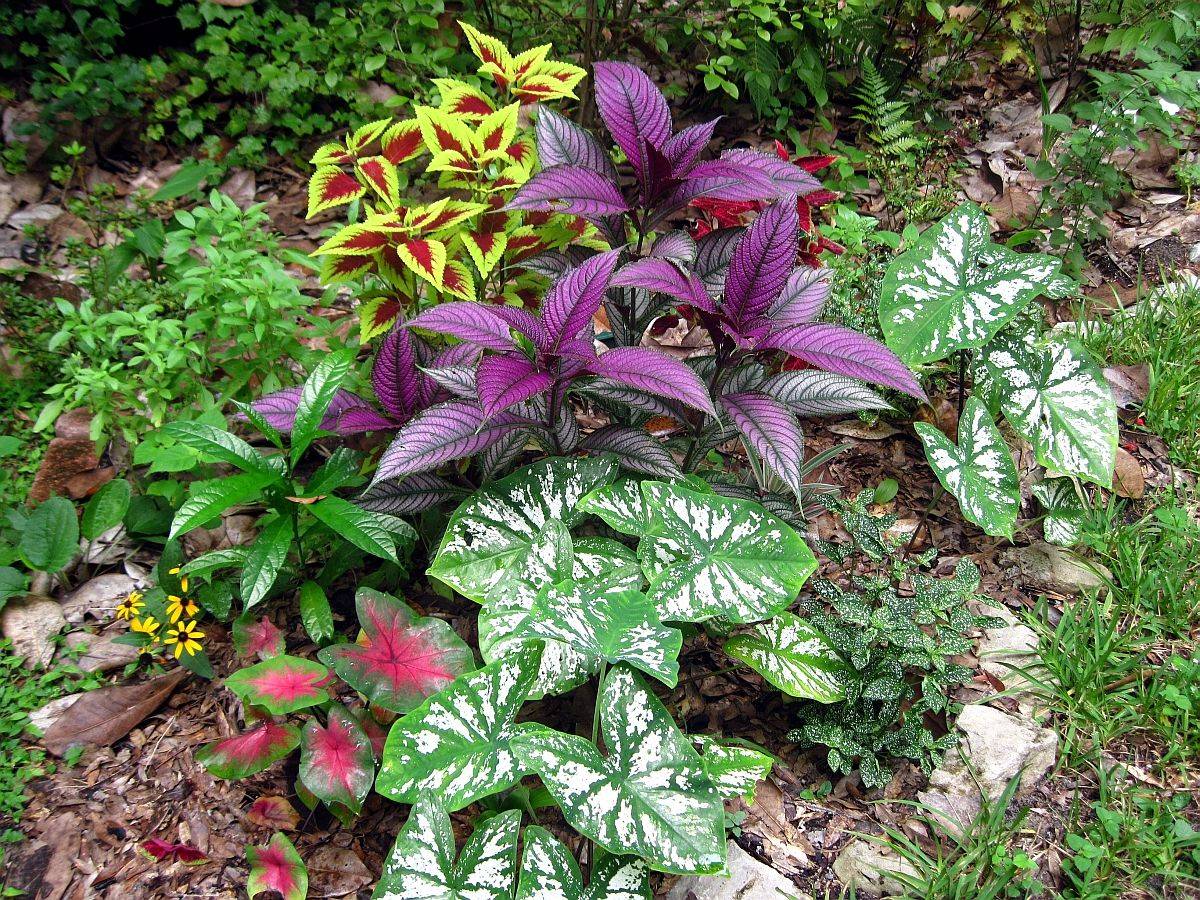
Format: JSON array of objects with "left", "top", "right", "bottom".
[
  {"left": 477, "top": 354, "right": 553, "bottom": 418},
  {"left": 408, "top": 303, "right": 517, "bottom": 352},
  {"left": 140, "top": 838, "right": 208, "bottom": 864},
  {"left": 233, "top": 614, "right": 285, "bottom": 660},
  {"left": 195, "top": 721, "right": 301, "bottom": 780},
  {"left": 586, "top": 348, "right": 715, "bottom": 415},
  {"left": 721, "top": 391, "right": 806, "bottom": 498},
  {"left": 534, "top": 107, "right": 619, "bottom": 181},
  {"left": 592, "top": 61, "right": 673, "bottom": 179},
  {"left": 317, "top": 587, "right": 474, "bottom": 713},
  {"left": 723, "top": 201, "right": 800, "bottom": 331},
  {"left": 373, "top": 400, "right": 525, "bottom": 482},
  {"left": 506, "top": 165, "right": 629, "bottom": 218},
  {"left": 246, "top": 796, "right": 301, "bottom": 831},
  {"left": 758, "top": 323, "right": 928, "bottom": 401},
  {"left": 610, "top": 257, "right": 713, "bottom": 311},
  {"left": 373, "top": 324, "right": 420, "bottom": 420},
  {"left": 223, "top": 655, "right": 331, "bottom": 716},
  {"left": 541, "top": 249, "right": 622, "bottom": 351},
  {"left": 767, "top": 267, "right": 832, "bottom": 326},
  {"left": 718, "top": 148, "right": 824, "bottom": 198},
  {"left": 298, "top": 703, "right": 375, "bottom": 813},
  {"left": 247, "top": 832, "right": 307, "bottom": 900}
]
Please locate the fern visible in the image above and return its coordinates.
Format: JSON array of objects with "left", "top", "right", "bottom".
[{"left": 854, "top": 58, "right": 918, "bottom": 159}]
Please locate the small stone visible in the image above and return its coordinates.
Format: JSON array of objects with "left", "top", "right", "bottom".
[
  {"left": 977, "top": 621, "right": 1042, "bottom": 698},
  {"left": 9, "top": 172, "right": 44, "bottom": 205},
  {"left": 7, "top": 203, "right": 64, "bottom": 229},
  {"left": 1, "top": 595, "right": 66, "bottom": 668},
  {"left": 61, "top": 573, "right": 138, "bottom": 625},
  {"left": 832, "top": 840, "right": 919, "bottom": 896},
  {"left": 63, "top": 631, "right": 141, "bottom": 673},
  {"left": 28, "top": 437, "right": 100, "bottom": 504},
  {"left": 64, "top": 465, "right": 115, "bottom": 499},
  {"left": 666, "top": 842, "right": 810, "bottom": 900},
  {"left": 1001, "top": 543, "right": 1109, "bottom": 596},
  {"left": 222, "top": 514, "right": 258, "bottom": 547},
  {"left": 54, "top": 408, "right": 93, "bottom": 441}
]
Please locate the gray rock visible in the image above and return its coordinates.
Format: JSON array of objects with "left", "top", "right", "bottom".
[
  {"left": 832, "top": 840, "right": 919, "bottom": 896},
  {"left": 63, "top": 630, "right": 141, "bottom": 672},
  {"left": 1002, "top": 543, "right": 1108, "bottom": 596},
  {"left": 60, "top": 573, "right": 138, "bottom": 625},
  {"left": 1, "top": 595, "right": 66, "bottom": 667},
  {"left": 7, "top": 203, "right": 64, "bottom": 229},
  {"left": 667, "top": 842, "right": 810, "bottom": 900},
  {"left": 977, "top": 621, "right": 1043, "bottom": 698}
]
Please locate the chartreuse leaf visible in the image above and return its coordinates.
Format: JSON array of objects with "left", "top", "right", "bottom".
[
  {"left": 879, "top": 201, "right": 1074, "bottom": 365},
  {"left": 723, "top": 611, "right": 846, "bottom": 702},
  {"left": 428, "top": 456, "right": 618, "bottom": 602},
  {"left": 517, "top": 826, "right": 650, "bottom": 900},
  {"left": 1033, "top": 478, "right": 1087, "bottom": 546},
  {"left": 375, "top": 644, "right": 542, "bottom": 812},
  {"left": 638, "top": 483, "right": 817, "bottom": 623},
  {"left": 318, "top": 587, "right": 474, "bottom": 714},
  {"left": 224, "top": 655, "right": 330, "bottom": 715},
  {"left": 973, "top": 328, "right": 1117, "bottom": 485},
  {"left": 914, "top": 397, "right": 1020, "bottom": 539},
  {"left": 247, "top": 832, "right": 307, "bottom": 900},
  {"left": 512, "top": 666, "right": 726, "bottom": 875},
  {"left": 291, "top": 349, "right": 355, "bottom": 466},
  {"left": 196, "top": 721, "right": 301, "bottom": 779},
  {"left": 692, "top": 736, "right": 773, "bottom": 802},
  {"left": 299, "top": 703, "right": 374, "bottom": 813},
  {"left": 374, "top": 796, "right": 521, "bottom": 900}
]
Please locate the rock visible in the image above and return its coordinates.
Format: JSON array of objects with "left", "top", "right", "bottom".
[
  {"left": 1001, "top": 543, "right": 1109, "bottom": 596},
  {"left": 9, "top": 172, "right": 43, "bottom": 205},
  {"left": 364, "top": 80, "right": 398, "bottom": 105},
  {"left": 222, "top": 514, "right": 258, "bottom": 547},
  {"left": 63, "top": 631, "right": 141, "bottom": 672},
  {"left": 666, "top": 842, "right": 809, "bottom": 900},
  {"left": 832, "top": 840, "right": 919, "bottom": 896},
  {"left": 7, "top": 203, "right": 64, "bottom": 229},
  {"left": 64, "top": 465, "right": 116, "bottom": 499},
  {"left": 28, "top": 436, "right": 100, "bottom": 504},
  {"left": 0, "top": 181, "right": 15, "bottom": 225},
  {"left": 977, "top": 621, "right": 1043, "bottom": 699},
  {"left": 61, "top": 573, "right": 138, "bottom": 624},
  {"left": 55, "top": 408, "right": 93, "bottom": 441},
  {"left": 2, "top": 101, "right": 49, "bottom": 166},
  {"left": 1, "top": 595, "right": 66, "bottom": 667}
]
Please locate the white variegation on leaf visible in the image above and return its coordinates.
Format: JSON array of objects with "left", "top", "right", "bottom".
[
  {"left": 691, "top": 736, "right": 773, "bottom": 802},
  {"left": 373, "top": 795, "right": 520, "bottom": 900},
  {"left": 914, "top": 397, "right": 1020, "bottom": 539},
  {"left": 512, "top": 666, "right": 726, "bottom": 875},
  {"left": 375, "top": 644, "right": 541, "bottom": 811},
  {"left": 578, "top": 479, "right": 659, "bottom": 538},
  {"left": 1032, "top": 478, "right": 1086, "bottom": 546},
  {"left": 723, "top": 611, "right": 846, "bottom": 702},
  {"left": 638, "top": 483, "right": 817, "bottom": 623},
  {"left": 973, "top": 328, "right": 1117, "bottom": 486},
  {"left": 516, "top": 826, "right": 650, "bottom": 900},
  {"left": 879, "top": 201, "right": 1075, "bottom": 365},
  {"left": 572, "top": 536, "right": 643, "bottom": 588}
]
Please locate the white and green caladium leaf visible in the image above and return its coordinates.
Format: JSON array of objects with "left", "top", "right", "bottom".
[
  {"left": 914, "top": 396, "right": 1020, "bottom": 539},
  {"left": 578, "top": 479, "right": 658, "bottom": 538},
  {"left": 572, "top": 536, "right": 643, "bottom": 588},
  {"left": 691, "top": 736, "right": 774, "bottom": 802},
  {"left": 525, "top": 582, "right": 683, "bottom": 687},
  {"left": 638, "top": 483, "right": 817, "bottom": 623},
  {"left": 723, "top": 612, "right": 846, "bottom": 702},
  {"left": 1033, "top": 478, "right": 1086, "bottom": 546},
  {"left": 512, "top": 666, "right": 726, "bottom": 875},
  {"left": 374, "top": 795, "right": 521, "bottom": 900},
  {"left": 973, "top": 328, "right": 1117, "bottom": 486},
  {"left": 375, "top": 644, "right": 541, "bottom": 812},
  {"left": 879, "top": 201, "right": 1075, "bottom": 365},
  {"left": 516, "top": 826, "right": 650, "bottom": 900},
  {"left": 429, "top": 456, "right": 618, "bottom": 602}
]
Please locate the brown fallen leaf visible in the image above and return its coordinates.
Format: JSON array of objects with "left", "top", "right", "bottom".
[
  {"left": 1104, "top": 364, "right": 1150, "bottom": 409},
  {"left": 1113, "top": 448, "right": 1145, "bottom": 499},
  {"left": 246, "top": 796, "right": 301, "bottom": 831},
  {"left": 828, "top": 421, "right": 900, "bottom": 440},
  {"left": 306, "top": 845, "right": 373, "bottom": 898},
  {"left": 40, "top": 668, "right": 188, "bottom": 757}
]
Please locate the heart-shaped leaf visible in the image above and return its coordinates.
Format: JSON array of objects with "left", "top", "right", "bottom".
[
  {"left": 578, "top": 479, "right": 657, "bottom": 538},
  {"left": 299, "top": 703, "right": 375, "bottom": 813},
  {"left": 247, "top": 833, "right": 307, "bottom": 900},
  {"left": 375, "top": 644, "right": 542, "bottom": 812},
  {"left": 915, "top": 396, "right": 1020, "bottom": 538},
  {"left": 233, "top": 614, "right": 285, "bottom": 660},
  {"left": 516, "top": 826, "right": 650, "bottom": 900},
  {"left": 224, "top": 655, "right": 330, "bottom": 715},
  {"left": 723, "top": 612, "right": 846, "bottom": 702},
  {"left": 1032, "top": 478, "right": 1086, "bottom": 546},
  {"left": 196, "top": 721, "right": 301, "bottom": 780},
  {"left": 692, "top": 736, "right": 773, "bottom": 802},
  {"left": 318, "top": 588, "right": 474, "bottom": 713}
]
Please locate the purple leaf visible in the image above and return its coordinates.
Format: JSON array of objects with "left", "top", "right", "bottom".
[
  {"left": 420, "top": 342, "right": 480, "bottom": 407},
  {"left": 677, "top": 158, "right": 775, "bottom": 202},
  {"left": 489, "top": 306, "right": 550, "bottom": 351},
  {"left": 373, "top": 325, "right": 419, "bottom": 419},
  {"left": 357, "top": 473, "right": 468, "bottom": 515},
  {"left": 719, "top": 148, "right": 824, "bottom": 197},
  {"left": 724, "top": 201, "right": 800, "bottom": 329},
  {"left": 610, "top": 257, "right": 714, "bottom": 311},
  {"left": 694, "top": 227, "right": 744, "bottom": 295},
  {"left": 575, "top": 378, "right": 684, "bottom": 418},
  {"left": 592, "top": 61, "right": 673, "bottom": 179},
  {"left": 506, "top": 165, "right": 629, "bottom": 218},
  {"left": 637, "top": 139, "right": 679, "bottom": 204},
  {"left": 534, "top": 107, "right": 618, "bottom": 180},
  {"left": 541, "top": 249, "right": 622, "bottom": 350},
  {"left": 407, "top": 303, "right": 516, "bottom": 352},
  {"left": 721, "top": 391, "right": 806, "bottom": 497},
  {"left": 586, "top": 347, "right": 715, "bottom": 415},
  {"left": 758, "top": 323, "right": 928, "bottom": 401},
  {"left": 519, "top": 250, "right": 574, "bottom": 279},
  {"left": 768, "top": 267, "right": 832, "bottom": 326},
  {"left": 579, "top": 424, "right": 683, "bottom": 480},
  {"left": 249, "top": 387, "right": 374, "bottom": 434},
  {"left": 420, "top": 363, "right": 478, "bottom": 398},
  {"left": 650, "top": 231, "right": 697, "bottom": 264},
  {"left": 334, "top": 406, "right": 398, "bottom": 434},
  {"left": 374, "top": 401, "right": 522, "bottom": 482},
  {"left": 476, "top": 354, "right": 553, "bottom": 418},
  {"left": 661, "top": 117, "right": 722, "bottom": 174},
  {"left": 760, "top": 370, "right": 894, "bottom": 417}
]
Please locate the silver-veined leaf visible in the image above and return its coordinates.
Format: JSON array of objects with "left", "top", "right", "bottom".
[
  {"left": 723, "top": 611, "right": 846, "bottom": 702},
  {"left": 760, "top": 370, "right": 894, "bottom": 417},
  {"left": 516, "top": 826, "right": 650, "bottom": 900},
  {"left": 1032, "top": 478, "right": 1086, "bottom": 546}
]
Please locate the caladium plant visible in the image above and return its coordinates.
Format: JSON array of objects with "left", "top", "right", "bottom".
[{"left": 246, "top": 833, "right": 307, "bottom": 900}]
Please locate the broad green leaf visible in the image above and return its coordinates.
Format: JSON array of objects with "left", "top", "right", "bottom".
[
  {"left": 578, "top": 479, "right": 658, "bottom": 537},
  {"left": 512, "top": 666, "right": 726, "bottom": 875},
  {"left": 309, "top": 496, "right": 415, "bottom": 563},
  {"left": 241, "top": 515, "right": 293, "bottom": 608},
  {"left": 170, "top": 470, "right": 278, "bottom": 539},
  {"left": 879, "top": 201, "right": 1074, "bottom": 364},
  {"left": 914, "top": 397, "right": 1019, "bottom": 539},
  {"left": 723, "top": 611, "right": 846, "bottom": 702},
  {"left": 375, "top": 644, "right": 542, "bottom": 812},
  {"left": 181, "top": 547, "right": 249, "bottom": 580},
  {"left": 374, "top": 796, "right": 521, "bottom": 900},
  {"left": 224, "top": 654, "right": 330, "bottom": 715},
  {"left": 298, "top": 581, "right": 334, "bottom": 645},
  {"left": 19, "top": 497, "right": 78, "bottom": 573},
  {"left": 0, "top": 566, "right": 27, "bottom": 604},
  {"left": 247, "top": 832, "right": 307, "bottom": 900},
  {"left": 572, "top": 536, "right": 643, "bottom": 587},
  {"left": 306, "top": 447, "right": 364, "bottom": 495},
  {"left": 1033, "top": 478, "right": 1086, "bottom": 546},
  {"left": 299, "top": 703, "right": 374, "bottom": 813},
  {"left": 291, "top": 349, "right": 355, "bottom": 466},
  {"left": 516, "top": 826, "right": 650, "bottom": 900},
  {"left": 81, "top": 478, "right": 132, "bottom": 540},
  {"left": 161, "top": 421, "right": 274, "bottom": 476},
  {"left": 692, "top": 736, "right": 774, "bottom": 802},
  {"left": 429, "top": 456, "right": 618, "bottom": 602},
  {"left": 973, "top": 328, "right": 1117, "bottom": 485},
  {"left": 638, "top": 483, "right": 817, "bottom": 623}
]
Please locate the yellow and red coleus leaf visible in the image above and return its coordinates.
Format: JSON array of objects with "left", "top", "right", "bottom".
[
  {"left": 314, "top": 222, "right": 394, "bottom": 257},
  {"left": 224, "top": 655, "right": 331, "bottom": 715},
  {"left": 247, "top": 833, "right": 307, "bottom": 900},
  {"left": 462, "top": 230, "right": 508, "bottom": 278},
  {"left": 358, "top": 294, "right": 404, "bottom": 343},
  {"left": 426, "top": 148, "right": 477, "bottom": 176},
  {"left": 308, "top": 167, "right": 366, "bottom": 218},
  {"left": 473, "top": 103, "right": 519, "bottom": 159},
  {"left": 380, "top": 119, "right": 424, "bottom": 165},
  {"left": 320, "top": 253, "right": 375, "bottom": 285},
  {"left": 506, "top": 133, "right": 537, "bottom": 168},
  {"left": 233, "top": 614, "right": 285, "bottom": 660},
  {"left": 513, "top": 60, "right": 587, "bottom": 102},
  {"left": 396, "top": 238, "right": 448, "bottom": 289},
  {"left": 410, "top": 198, "right": 488, "bottom": 235},
  {"left": 459, "top": 20, "right": 513, "bottom": 79},
  {"left": 440, "top": 258, "right": 477, "bottom": 302},
  {"left": 348, "top": 117, "right": 391, "bottom": 155},
  {"left": 414, "top": 105, "right": 475, "bottom": 159},
  {"left": 317, "top": 587, "right": 474, "bottom": 714},
  {"left": 196, "top": 721, "right": 301, "bottom": 780},
  {"left": 310, "top": 141, "right": 354, "bottom": 167},
  {"left": 355, "top": 155, "right": 401, "bottom": 206},
  {"left": 298, "top": 703, "right": 375, "bottom": 812},
  {"left": 433, "top": 77, "right": 496, "bottom": 120}
]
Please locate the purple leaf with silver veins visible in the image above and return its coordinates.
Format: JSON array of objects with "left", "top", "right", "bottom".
[
  {"left": 541, "top": 249, "right": 622, "bottom": 350},
  {"left": 723, "top": 201, "right": 800, "bottom": 331},
  {"left": 610, "top": 257, "right": 713, "bottom": 311},
  {"left": 334, "top": 406, "right": 399, "bottom": 434},
  {"left": 720, "top": 392, "right": 806, "bottom": 498},
  {"left": 250, "top": 387, "right": 375, "bottom": 434},
  {"left": 650, "top": 231, "right": 697, "bottom": 264},
  {"left": 661, "top": 118, "right": 722, "bottom": 173},
  {"left": 579, "top": 424, "right": 683, "bottom": 480},
  {"left": 534, "top": 107, "right": 619, "bottom": 180},
  {"left": 592, "top": 61, "right": 673, "bottom": 178},
  {"left": 408, "top": 303, "right": 516, "bottom": 352},
  {"left": 373, "top": 401, "right": 522, "bottom": 483},
  {"left": 506, "top": 165, "right": 629, "bottom": 218},
  {"left": 586, "top": 347, "right": 716, "bottom": 415},
  {"left": 767, "top": 268, "right": 832, "bottom": 326},
  {"left": 373, "top": 325, "right": 420, "bottom": 419},
  {"left": 476, "top": 354, "right": 553, "bottom": 418},
  {"left": 718, "top": 148, "right": 824, "bottom": 197}
]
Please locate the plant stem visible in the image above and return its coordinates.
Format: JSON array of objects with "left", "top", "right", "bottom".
[{"left": 584, "top": 658, "right": 608, "bottom": 881}]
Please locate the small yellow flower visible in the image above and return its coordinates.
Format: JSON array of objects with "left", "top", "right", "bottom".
[
  {"left": 115, "top": 591, "right": 144, "bottom": 620},
  {"left": 131, "top": 615, "right": 161, "bottom": 638},
  {"left": 166, "top": 594, "right": 199, "bottom": 623},
  {"left": 168, "top": 566, "right": 189, "bottom": 593},
  {"left": 164, "top": 620, "right": 205, "bottom": 659}
]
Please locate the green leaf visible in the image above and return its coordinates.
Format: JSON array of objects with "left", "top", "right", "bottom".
[
  {"left": 723, "top": 611, "right": 846, "bottom": 702},
  {"left": 240, "top": 515, "right": 294, "bottom": 609},
  {"left": 429, "top": 456, "right": 618, "bottom": 602},
  {"left": 638, "top": 483, "right": 817, "bottom": 623},
  {"left": 879, "top": 201, "right": 1075, "bottom": 364},
  {"left": 516, "top": 826, "right": 650, "bottom": 900},
  {"left": 306, "top": 448, "right": 363, "bottom": 495},
  {"left": 151, "top": 159, "right": 218, "bottom": 201},
  {"left": 374, "top": 796, "right": 521, "bottom": 900},
  {"left": 298, "top": 581, "right": 334, "bottom": 645},
  {"left": 973, "top": 328, "right": 1117, "bottom": 485},
  {"left": 578, "top": 479, "right": 657, "bottom": 538},
  {"left": 161, "top": 421, "right": 275, "bottom": 476},
  {"left": 19, "top": 497, "right": 78, "bottom": 573},
  {"left": 309, "top": 496, "right": 415, "bottom": 563},
  {"left": 692, "top": 736, "right": 773, "bottom": 802},
  {"left": 1032, "top": 478, "right": 1086, "bottom": 546},
  {"left": 513, "top": 666, "right": 726, "bottom": 875},
  {"left": 224, "top": 654, "right": 330, "bottom": 715},
  {"left": 170, "top": 470, "right": 278, "bottom": 539},
  {"left": 914, "top": 397, "right": 1020, "bottom": 539},
  {"left": 291, "top": 350, "right": 355, "bottom": 466},
  {"left": 375, "top": 644, "right": 542, "bottom": 812},
  {"left": 81, "top": 478, "right": 132, "bottom": 541},
  {"left": 0, "top": 566, "right": 28, "bottom": 605}
]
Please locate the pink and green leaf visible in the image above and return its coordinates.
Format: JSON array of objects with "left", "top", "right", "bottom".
[
  {"left": 298, "top": 704, "right": 375, "bottom": 813},
  {"left": 233, "top": 614, "right": 285, "bottom": 660},
  {"left": 247, "top": 832, "right": 307, "bottom": 900},
  {"left": 224, "top": 655, "right": 330, "bottom": 715},
  {"left": 196, "top": 721, "right": 301, "bottom": 780}
]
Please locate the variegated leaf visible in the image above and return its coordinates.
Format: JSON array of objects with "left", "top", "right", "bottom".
[
  {"left": 691, "top": 736, "right": 773, "bottom": 802},
  {"left": 298, "top": 703, "right": 374, "bottom": 813},
  {"left": 1032, "top": 478, "right": 1087, "bottom": 546},
  {"left": 572, "top": 536, "right": 643, "bottom": 589},
  {"left": 914, "top": 396, "right": 1020, "bottom": 539},
  {"left": 760, "top": 370, "right": 894, "bottom": 417},
  {"left": 516, "top": 826, "right": 650, "bottom": 900},
  {"left": 578, "top": 479, "right": 658, "bottom": 538},
  {"left": 375, "top": 644, "right": 541, "bottom": 811},
  {"left": 879, "top": 201, "right": 1075, "bottom": 364},
  {"left": 512, "top": 666, "right": 726, "bottom": 875},
  {"left": 722, "top": 611, "right": 846, "bottom": 702},
  {"left": 223, "top": 655, "right": 330, "bottom": 715}
]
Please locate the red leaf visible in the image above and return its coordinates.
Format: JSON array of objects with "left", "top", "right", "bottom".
[
  {"left": 141, "top": 838, "right": 208, "bottom": 864},
  {"left": 298, "top": 704, "right": 375, "bottom": 812},
  {"left": 247, "top": 833, "right": 307, "bottom": 900},
  {"left": 196, "top": 721, "right": 301, "bottom": 780}
]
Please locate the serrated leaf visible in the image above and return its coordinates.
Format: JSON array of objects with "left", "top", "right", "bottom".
[
  {"left": 723, "top": 611, "right": 846, "bottom": 702},
  {"left": 375, "top": 644, "right": 542, "bottom": 811},
  {"left": 1033, "top": 478, "right": 1086, "bottom": 546},
  {"left": 357, "top": 473, "right": 469, "bottom": 516},
  {"left": 692, "top": 736, "right": 773, "bottom": 802},
  {"left": 161, "top": 421, "right": 274, "bottom": 475},
  {"left": 578, "top": 424, "right": 683, "bottom": 480},
  {"left": 512, "top": 666, "right": 726, "bottom": 875},
  {"left": 247, "top": 832, "right": 307, "bottom": 900},
  {"left": 299, "top": 703, "right": 374, "bottom": 813},
  {"left": 517, "top": 826, "right": 650, "bottom": 900},
  {"left": 292, "top": 350, "right": 356, "bottom": 466},
  {"left": 224, "top": 655, "right": 330, "bottom": 715},
  {"left": 196, "top": 721, "right": 301, "bottom": 779}
]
